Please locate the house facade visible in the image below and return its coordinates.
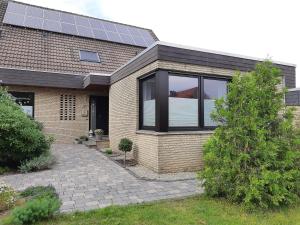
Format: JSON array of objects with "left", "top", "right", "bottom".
[{"left": 0, "top": 0, "right": 296, "bottom": 173}]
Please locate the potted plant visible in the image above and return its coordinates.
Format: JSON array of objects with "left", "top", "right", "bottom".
[
  {"left": 94, "top": 129, "right": 104, "bottom": 140},
  {"left": 118, "top": 138, "right": 133, "bottom": 167}
]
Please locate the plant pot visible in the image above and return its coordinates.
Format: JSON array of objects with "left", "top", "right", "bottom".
[{"left": 95, "top": 134, "right": 102, "bottom": 140}]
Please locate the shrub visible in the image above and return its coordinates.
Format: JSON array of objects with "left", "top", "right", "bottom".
[
  {"left": 11, "top": 196, "right": 60, "bottom": 225},
  {"left": 20, "top": 186, "right": 58, "bottom": 199},
  {"left": 0, "top": 87, "right": 53, "bottom": 168},
  {"left": 0, "top": 166, "right": 10, "bottom": 175},
  {"left": 79, "top": 135, "right": 88, "bottom": 141},
  {"left": 0, "top": 182, "right": 16, "bottom": 212},
  {"left": 118, "top": 138, "right": 133, "bottom": 167},
  {"left": 19, "top": 152, "right": 56, "bottom": 173},
  {"left": 199, "top": 61, "right": 300, "bottom": 210},
  {"left": 104, "top": 148, "right": 113, "bottom": 155}
]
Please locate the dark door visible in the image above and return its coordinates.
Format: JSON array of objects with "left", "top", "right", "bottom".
[{"left": 90, "top": 96, "right": 109, "bottom": 135}]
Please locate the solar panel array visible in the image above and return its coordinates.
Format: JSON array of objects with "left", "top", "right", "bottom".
[{"left": 3, "top": 1, "right": 156, "bottom": 47}]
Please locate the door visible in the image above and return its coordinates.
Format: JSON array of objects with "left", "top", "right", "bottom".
[{"left": 90, "top": 96, "right": 109, "bottom": 135}]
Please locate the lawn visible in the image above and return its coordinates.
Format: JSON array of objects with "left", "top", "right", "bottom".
[{"left": 27, "top": 195, "right": 300, "bottom": 225}]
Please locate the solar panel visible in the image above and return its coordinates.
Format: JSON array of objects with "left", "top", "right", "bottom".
[
  {"left": 3, "top": 1, "right": 156, "bottom": 47},
  {"left": 43, "top": 19, "right": 61, "bottom": 32}
]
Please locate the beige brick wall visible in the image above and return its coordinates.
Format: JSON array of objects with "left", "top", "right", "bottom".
[
  {"left": 7, "top": 85, "right": 107, "bottom": 144},
  {"left": 290, "top": 106, "right": 300, "bottom": 128},
  {"left": 109, "top": 60, "right": 236, "bottom": 173},
  {"left": 157, "top": 133, "right": 211, "bottom": 173}
]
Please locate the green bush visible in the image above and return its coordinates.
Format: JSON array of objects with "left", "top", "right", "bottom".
[
  {"left": 119, "top": 138, "right": 133, "bottom": 167},
  {"left": 11, "top": 196, "right": 60, "bottom": 225},
  {"left": 0, "top": 182, "right": 16, "bottom": 212},
  {"left": 20, "top": 185, "right": 58, "bottom": 199},
  {"left": 199, "top": 61, "right": 300, "bottom": 210},
  {"left": 0, "top": 87, "right": 53, "bottom": 168},
  {"left": 0, "top": 166, "right": 10, "bottom": 175},
  {"left": 104, "top": 148, "right": 113, "bottom": 155},
  {"left": 19, "top": 152, "right": 56, "bottom": 173}
]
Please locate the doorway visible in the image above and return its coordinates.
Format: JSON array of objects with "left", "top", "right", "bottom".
[{"left": 89, "top": 96, "right": 109, "bottom": 135}]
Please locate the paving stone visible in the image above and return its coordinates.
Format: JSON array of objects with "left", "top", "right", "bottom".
[{"left": 1, "top": 144, "right": 203, "bottom": 212}]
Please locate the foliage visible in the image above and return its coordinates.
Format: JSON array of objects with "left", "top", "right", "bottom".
[
  {"left": 118, "top": 138, "right": 133, "bottom": 152},
  {"left": 10, "top": 196, "right": 60, "bottom": 225},
  {"left": 118, "top": 138, "right": 133, "bottom": 167},
  {"left": 79, "top": 136, "right": 88, "bottom": 141},
  {"left": 0, "top": 87, "right": 53, "bottom": 168},
  {"left": 199, "top": 61, "right": 300, "bottom": 210},
  {"left": 19, "top": 152, "right": 56, "bottom": 173},
  {"left": 0, "top": 166, "right": 11, "bottom": 175},
  {"left": 104, "top": 148, "right": 112, "bottom": 155},
  {"left": 94, "top": 129, "right": 104, "bottom": 135},
  {"left": 20, "top": 186, "right": 58, "bottom": 200},
  {"left": 0, "top": 182, "right": 16, "bottom": 212},
  {"left": 32, "top": 120, "right": 44, "bottom": 131}
]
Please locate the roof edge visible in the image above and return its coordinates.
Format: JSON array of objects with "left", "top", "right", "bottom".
[{"left": 157, "top": 41, "right": 296, "bottom": 67}]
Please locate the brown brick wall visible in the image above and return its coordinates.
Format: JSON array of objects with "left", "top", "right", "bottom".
[
  {"left": 0, "top": 0, "right": 144, "bottom": 75},
  {"left": 8, "top": 85, "right": 107, "bottom": 144},
  {"left": 109, "top": 60, "right": 237, "bottom": 173}
]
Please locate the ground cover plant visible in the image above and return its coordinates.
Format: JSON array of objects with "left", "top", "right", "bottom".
[
  {"left": 200, "top": 61, "right": 300, "bottom": 209},
  {"left": 1, "top": 185, "right": 61, "bottom": 225},
  {"left": 0, "top": 87, "right": 53, "bottom": 169}
]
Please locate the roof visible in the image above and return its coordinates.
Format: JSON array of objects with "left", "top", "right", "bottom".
[
  {"left": 110, "top": 41, "right": 296, "bottom": 88},
  {"left": 2, "top": 1, "right": 158, "bottom": 47},
  {"left": 0, "top": 41, "right": 296, "bottom": 89}
]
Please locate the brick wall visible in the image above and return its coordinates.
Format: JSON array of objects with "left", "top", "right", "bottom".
[
  {"left": 109, "top": 60, "right": 237, "bottom": 173},
  {"left": 8, "top": 86, "right": 107, "bottom": 143}
]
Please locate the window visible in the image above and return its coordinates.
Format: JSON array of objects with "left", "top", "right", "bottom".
[
  {"left": 9, "top": 92, "right": 34, "bottom": 117},
  {"left": 60, "top": 95, "right": 76, "bottom": 120},
  {"left": 139, "top": 70, "right": 229, "bottom": 131},
  {"left": 204, "top": 79, "right": 227, "bottom": 127},
  {"left": 79, "top": 50, "right": 100, "bottom": 63},
  {"left": 141, "top": 76, "right": 156, "bottom": 127},
  {"left": 169, "top": 75, "right": 198, "bottom": 127}
]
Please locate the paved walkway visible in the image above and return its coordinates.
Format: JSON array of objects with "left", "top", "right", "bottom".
[{"left": 0, "top": 144, "right": 203, "bottom": 213}]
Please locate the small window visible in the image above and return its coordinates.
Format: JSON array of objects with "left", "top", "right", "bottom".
[
  {"left": 141, "top": 76, "right": 156, "bottom": 127},
  {"left": 9, "top": 92, "right": 34, "bottom": 118},
  {"left": 204, "top": 78, "right": 227, "bottom": 127},
  {"left": 60, "top": 95, "right": 76, "bottom": 121},
  {"left": 79, "top": 50, "right": 100, "bottom": 63}
]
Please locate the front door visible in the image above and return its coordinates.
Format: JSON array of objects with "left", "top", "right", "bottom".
[{"left": 90, "top": 96, "right": 109, "bottom": 135}]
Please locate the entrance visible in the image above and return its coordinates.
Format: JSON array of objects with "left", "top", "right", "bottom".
[{"left": 89, "top": 96, "right": 109, "bottom": 135}]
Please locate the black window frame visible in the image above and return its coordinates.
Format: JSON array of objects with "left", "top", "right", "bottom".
[
  {"left": 9, "top": 91, "right": 35, "bottom": 118},
  {"left": 139, "top": 69, "right": 230, "bottom": 132},
  {"left": 139, "top": 73, "right": 157, "bottom": 130},
  {"left": 79, "top": 50, "right": 101, "bottom": 63}
]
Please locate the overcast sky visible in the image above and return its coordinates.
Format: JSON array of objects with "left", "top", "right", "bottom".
[{"left": 18, "top": 0, "right": 299, "bottom": 87}]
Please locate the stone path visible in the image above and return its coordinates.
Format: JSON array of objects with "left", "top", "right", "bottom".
[{"left": 0, "top": 144, "right": 203, "bottom": 213}]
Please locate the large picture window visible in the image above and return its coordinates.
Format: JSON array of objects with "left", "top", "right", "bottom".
[
  {"left": 9, "top": 92, "right": 34, "bottom": 118},
  {"left": 141, "top": 76, "right": 156, "bottom": 127},
  {"left": 169, "top": 75, "right": 198, "bottom": 127},
  {"left": 139, "top": 70, "right": 229, "bottom": 131}
]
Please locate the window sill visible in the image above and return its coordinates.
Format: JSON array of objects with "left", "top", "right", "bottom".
[{"left": 136, "top": 130, "right": 214, "bottom": 136}]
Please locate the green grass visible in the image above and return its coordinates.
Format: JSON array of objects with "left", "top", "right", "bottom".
[{"left": 28, "top": 195, "right": 300, "bottom": 225}]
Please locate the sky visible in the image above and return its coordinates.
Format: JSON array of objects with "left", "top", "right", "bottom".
[{"left": 18, "top": 0, "right": 299, "bottom": 87}]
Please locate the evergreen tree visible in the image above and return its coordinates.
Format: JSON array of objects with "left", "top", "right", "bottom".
[{"left": 200, "top": 61, "right": 300, "bottom": 209}]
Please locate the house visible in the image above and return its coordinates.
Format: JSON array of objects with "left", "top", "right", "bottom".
[{"left": 0, "top": 0, "right": 296, "bottom": 173}]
